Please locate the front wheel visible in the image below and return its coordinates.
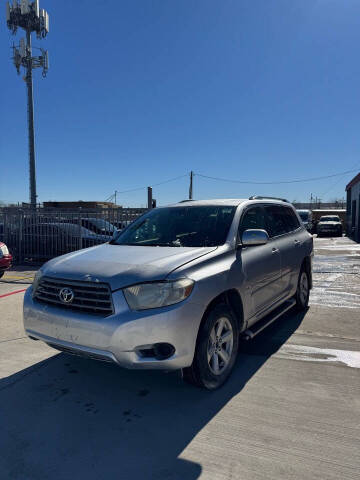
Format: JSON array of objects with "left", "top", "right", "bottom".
[
  {"left": 182, "top": 303, "right": 239, "bottom": 390},
  {"left": 295, "top": 269, "right": 310, "bottom": 311}
]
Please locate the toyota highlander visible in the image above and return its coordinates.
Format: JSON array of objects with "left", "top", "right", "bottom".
[{"left": 24, "top": 197, "right": 313, "bottom": 390}]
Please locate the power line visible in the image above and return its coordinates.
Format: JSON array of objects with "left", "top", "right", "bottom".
[
  {"left": 108, "top": 173, "right": 188, "bottom": 198},
  {"left": 195, "top": 168, "right": 360, "bottom": 185},
  {"left": 319, "top": 163, "right": 360, "bottom": 198}
]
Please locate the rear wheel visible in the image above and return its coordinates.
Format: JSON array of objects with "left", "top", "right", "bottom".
[
  {"left": 295, "top": 268, "right": 309, "bottom": 311},
  {"left": 182, "top": 303, "right": 239, "bottom": 390}
]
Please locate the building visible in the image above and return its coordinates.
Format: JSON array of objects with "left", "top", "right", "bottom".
[
  {"left": 43, "top": 201, "right": 120, "bottom": 210},
  {"left": 346, "top": 173, "right": 360, "bottom": 242}
]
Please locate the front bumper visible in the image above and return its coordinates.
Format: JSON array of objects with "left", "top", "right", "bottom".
[
  {"left": 318, "top": 227, "right": 342, "bottom": 235},
  {"left": 23, "top": 286, "right": 204, "bottom": 370},
  {"left": 0, "top": 255, "right": 12, "bottom": 272}
]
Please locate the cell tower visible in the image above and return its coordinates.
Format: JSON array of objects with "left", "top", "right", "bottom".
[{"left": 6, "top": 0, "right": 49, "bottom": 208}]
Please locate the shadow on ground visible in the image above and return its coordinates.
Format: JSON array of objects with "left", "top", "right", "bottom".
[{"left": 0, "top": 309, "right": 306, "bottom": 480}]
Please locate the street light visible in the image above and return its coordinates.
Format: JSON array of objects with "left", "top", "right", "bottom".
[{"left": 6, "top": 0, "right": 49, "bottom": 208}]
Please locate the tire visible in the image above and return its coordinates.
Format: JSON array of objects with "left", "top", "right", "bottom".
[
  {"left": 0, "top": 271, "right": 4, "bottom": 279},
  {"left": 182, "top": 303, "right": 239, "bottom": 390},
  {"left": 295, "top": 268, "right": 310, "bottom": 311}
]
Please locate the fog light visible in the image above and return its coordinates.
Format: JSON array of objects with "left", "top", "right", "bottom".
[
  {"left": 153, "top": 343, "right": 175, "bottom": 360},
  {"left": 138, "top": 343, "right": 175, "bottom": 360}
]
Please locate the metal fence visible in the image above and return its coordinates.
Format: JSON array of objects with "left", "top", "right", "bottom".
[{"left": 0, "top": 208, "right": 146, "bottom": 264}]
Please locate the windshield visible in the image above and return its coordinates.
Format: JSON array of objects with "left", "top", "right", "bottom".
[
  {"left": 88, "top": 218, "right": 116, "bottom": 232},
  {"left": 298, "top": 212, "right": 309, "bottom": 221},
  {"left": 113, "top": 206, "right": 236, "bottom": 247},
  {"left": 320, "top": 216, "right": 340, "bottom": 222}
]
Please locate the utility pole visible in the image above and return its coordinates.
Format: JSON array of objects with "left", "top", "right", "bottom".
[
  {"left": 189, "top": 171, "right": 193, "bottom": 200},
  {"left": 6, "top": 1, "right": 49, "bottom": 208},
  {"left": 114, "top": 190, "right": 117, "bottom": 205},
  {"left": 147, "top": 187, "right": 153, "bottom": 210}
]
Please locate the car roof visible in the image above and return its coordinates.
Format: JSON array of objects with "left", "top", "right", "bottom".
[{"left": 165, "top": 198, "right": 292, "bottom": 208}]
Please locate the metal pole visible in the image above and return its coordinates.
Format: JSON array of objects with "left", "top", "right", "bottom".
[
  {"left": 147, "top": 187, "right": 153, "bottom": 210},
  {"left": 189, "top": 171, "right": 193, "bottom": 200},
  {"left": 26, "top": 29, "right": 37, "bottom": 208}
]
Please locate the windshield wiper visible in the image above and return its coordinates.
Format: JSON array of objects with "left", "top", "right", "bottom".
[{"left": 147, "top": 242, "right": 181, "bottom": 247}]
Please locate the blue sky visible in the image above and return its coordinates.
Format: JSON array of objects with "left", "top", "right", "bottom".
[{"left": 1, "top": 0, "right": 360, "bottom": 207}]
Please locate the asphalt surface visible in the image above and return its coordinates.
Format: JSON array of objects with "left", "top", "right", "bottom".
[{"left": 0, "top": 237, "right": 359, "bottom": 479}]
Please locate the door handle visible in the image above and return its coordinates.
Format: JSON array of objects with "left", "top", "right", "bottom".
[
  {"left": 272, "top": 247, "right": 279, "bottom": 254},
  {"left": 294, "top": 239, "right": 301, "bottom": 246}
]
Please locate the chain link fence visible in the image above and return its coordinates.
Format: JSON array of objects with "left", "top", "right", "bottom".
[{"left": 0, "top": 207, "right": 146, "bottom": 264}]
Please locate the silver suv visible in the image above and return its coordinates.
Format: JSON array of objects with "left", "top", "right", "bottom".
[{"left": 24, "top": 197, "right": 313, "bottom": 390}]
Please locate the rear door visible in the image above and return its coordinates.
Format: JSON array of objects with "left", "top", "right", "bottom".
[{"left": 237, "top": 205, "right": 282, "bottom": 318}]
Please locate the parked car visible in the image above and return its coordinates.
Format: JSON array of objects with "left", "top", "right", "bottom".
[
  {"left": 296, "top": 209, "right": 314, "bottom": 233},
  {"left": 70, "top": 218, "right": 117, "bottom": 236},
  {"left": 0, "top": 242, "right": 12, "bottom": 278},
  {"left": 316, "top": 215, "right": 343, "bottom": 237},
  {"left": 22, "top": 223, "right": 111, "bottom": 260},
  {"left": 24, "top": 197, "right": 313, "bottom": 390}
]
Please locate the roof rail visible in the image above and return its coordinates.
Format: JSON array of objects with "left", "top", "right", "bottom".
[
  {"left": 178, "top": 199, "right": 195, "bottom": 203},
  {"left": 249, "top": 196, "right": 289, "bottom": 202}
]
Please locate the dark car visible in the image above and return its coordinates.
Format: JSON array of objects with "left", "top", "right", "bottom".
[
  {"left": 22, "top": 223, "right": 111, "bottom": 261},
  {"left": 317, "top": 215, "right": 343, "bottom": 237},
  {"left": 77, "top": 218, "right": 117, "bottom": 236}
]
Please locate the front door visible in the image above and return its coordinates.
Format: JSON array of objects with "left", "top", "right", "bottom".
[{"left": 237, "top": 206, "right": 282, "bottom": 319}]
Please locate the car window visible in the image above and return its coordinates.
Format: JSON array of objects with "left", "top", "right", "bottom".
[
  {"left": 320, "top": 216, "right": 340, "bottom": 222},
  {"left": 238, "top": 207, "right": 266, "bottom": 239},
  {"left": 264, "top": 205, "right": 288, "bottom": 237},
  {"left": 283, "top": 207, "right": 300, "bottom": 232},
  {"left": 297, "top": 211, "right": 309, "bottom": 221}
]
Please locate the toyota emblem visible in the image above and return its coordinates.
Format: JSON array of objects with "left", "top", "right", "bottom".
[{"left": 59, "top": 287, "right": 74, "bottom": 304}]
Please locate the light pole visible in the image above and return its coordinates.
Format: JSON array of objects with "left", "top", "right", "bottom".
[
  {"left": 189, "top": 171, "right": 193, "bottom": 200},
  {"left": 6, "top": 0, "right": 49, "bottom": 208}
]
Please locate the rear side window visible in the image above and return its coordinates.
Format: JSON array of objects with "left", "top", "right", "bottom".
[
  {"left": 283, "top": 207, "right": 300, "bottom": 232},
  {"left": 265, "top": 206, "right": 300, "bottom": 237},
  {"left": 239, "top": 207, "right": 266, "bottom": 238}
]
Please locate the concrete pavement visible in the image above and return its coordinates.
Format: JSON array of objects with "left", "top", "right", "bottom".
[{"left": 0, "top": 237, "right": 359, "bottom": 479}]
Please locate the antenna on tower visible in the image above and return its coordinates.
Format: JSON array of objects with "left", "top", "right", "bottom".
[{"left": 6, "top": 0, "right": 50, "bottom": 208}]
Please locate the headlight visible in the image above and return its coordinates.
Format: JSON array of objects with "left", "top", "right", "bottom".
[
  {"left": 123, "top": 278, "right": 194, "bottom": 311},
  {"left": 32, "top": 270, "right": 43, "bottom": 295},
  {"left": 0, "top": 244, "right": 9, "bottom": 256}
]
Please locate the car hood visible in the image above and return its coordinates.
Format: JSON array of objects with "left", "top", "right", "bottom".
[{"left": 42, "top": 243, "right": 217, "bottom": 291}]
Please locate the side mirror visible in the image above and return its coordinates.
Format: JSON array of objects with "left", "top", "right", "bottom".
[{"left": 241, "top": 229, "right": 269, "bottom": 247}]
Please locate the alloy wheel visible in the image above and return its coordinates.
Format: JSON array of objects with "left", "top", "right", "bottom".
[
  {"left": 299, "top": 271, "right": 309, "bottom": 306},
  {"left": 207, "top": 317, "right": 234, "bottom": 375}
]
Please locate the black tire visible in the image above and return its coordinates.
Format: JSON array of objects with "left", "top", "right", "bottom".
[
  {"left": 295, "top": 268, "right": 310, "bottom": 311},
  {"left": 0, "top": 271, "right": 4, "bottom": 279},
  {"left": 182, "top": 303, "right": 239, "bottom": 390}
]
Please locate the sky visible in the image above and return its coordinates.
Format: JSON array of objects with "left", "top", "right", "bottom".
[{"left": 1, "top": 0, "right": 360, "bottom": 207}]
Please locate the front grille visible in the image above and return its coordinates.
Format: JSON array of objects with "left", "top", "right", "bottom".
[{"left": 34, "top": 276, "right": 114, "bottom": 316}]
